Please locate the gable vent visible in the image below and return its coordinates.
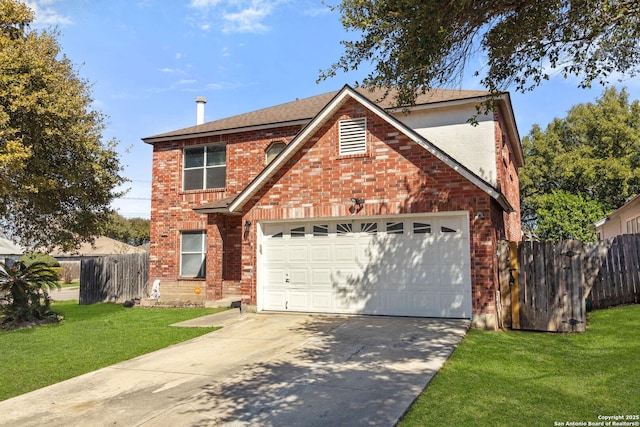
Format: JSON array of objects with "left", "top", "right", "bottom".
[{"left": 339, "top": 117, "right": 367, "bottom": 155}]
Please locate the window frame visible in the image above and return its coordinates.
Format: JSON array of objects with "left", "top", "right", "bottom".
[
  {"left": 265, "top": 141, "right": 286, "bottom": 164},
  {"left": 183, "top": 145, "right": 227, "bottom": 191},
  {"left": 180, "top": 231, "right": 206, "bottom": 278}
]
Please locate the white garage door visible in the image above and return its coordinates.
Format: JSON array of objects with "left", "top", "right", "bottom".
[{"left": 259, "top": 214, "right": 472, "bottom": 318}]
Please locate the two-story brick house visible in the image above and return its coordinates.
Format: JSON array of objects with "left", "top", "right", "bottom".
[{"left": 143, "top": 85, "right": 522, "bottom": 328}]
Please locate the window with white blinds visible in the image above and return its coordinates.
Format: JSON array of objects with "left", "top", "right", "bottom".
[{"left": 339, "top": 117, "right": 367, "bottom": 155}]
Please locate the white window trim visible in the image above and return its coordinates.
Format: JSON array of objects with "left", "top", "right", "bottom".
[
  {"left": 183, "top": 145, "right": 226, "bottom": 191},
  {"left": 180, "top": 231, "right": 206, "bottom": 277},
  {"left": 339, "top": 117, "right": 367, "bottom": 155}
]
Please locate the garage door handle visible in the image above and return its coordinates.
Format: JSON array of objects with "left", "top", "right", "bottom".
[{"left": 285, "top": 279, "right": 290, "bottom": 283}]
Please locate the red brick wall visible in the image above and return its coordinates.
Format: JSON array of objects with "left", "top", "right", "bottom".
[
  {"left": 148, "top": 127, "right": 299, "bottom": 299},
  {"left": 240, "top": 98, "right": 503, "bottom": 316},
  {"left": 493, "top": 108, "right": 522, "bottom": 241}
]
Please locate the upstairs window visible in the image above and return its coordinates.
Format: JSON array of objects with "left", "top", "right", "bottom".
[
  {"left": 339, "top": 117, "right": 367, "bottom": 155},
  {"left": 266, "top": 141, "right": 286, "bottom": 164},
  {"left": 183, "top": 145, "right": 226, "bottom": 190}
]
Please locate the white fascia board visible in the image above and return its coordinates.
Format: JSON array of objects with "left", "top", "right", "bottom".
[{"left": 594, "top": 217, "right": 608, "bottom": 228}]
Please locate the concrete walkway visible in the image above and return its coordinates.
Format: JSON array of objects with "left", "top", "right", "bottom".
[{"left": 0, "top": 310, "right": 469, "bottom": 426}]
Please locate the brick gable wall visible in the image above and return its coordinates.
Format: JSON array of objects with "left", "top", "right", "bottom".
[{"left": 239, "top": 99, "right": 502, "bottom": 320}]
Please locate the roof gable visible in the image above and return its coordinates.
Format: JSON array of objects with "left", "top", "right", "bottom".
[{"left": 226, "top": 85, "right": 512, "bottom": 213}]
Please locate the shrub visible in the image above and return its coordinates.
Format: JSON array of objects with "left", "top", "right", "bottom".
[
  {"left": 0, "top": 261, "right": 62, "bottom": 330},
  {"left": 20, "top": 252, "right": 60, "bottom": 268}
]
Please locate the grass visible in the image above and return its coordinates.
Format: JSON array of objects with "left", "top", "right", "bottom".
[
  {"left": 399, "top": 304, "right": 640, "bottom": 426},
  {"left": 0, "top": 301, "right": 224, "bottom": 401},
  {"left": 56, "top": 280, "right": 79, "bottom": 288}
]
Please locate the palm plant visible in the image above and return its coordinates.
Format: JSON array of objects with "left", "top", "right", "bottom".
[{"left": 0, "top": 261, "right": 62, "bottom": 329}]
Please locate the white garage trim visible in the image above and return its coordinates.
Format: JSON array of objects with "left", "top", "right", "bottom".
[{"left": 257, "top": 212, "right": 472, "bottom": 318}]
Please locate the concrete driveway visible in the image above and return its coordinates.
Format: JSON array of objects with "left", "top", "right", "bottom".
[{"left": 0, "top": 310, "right": 469, "bottom": 426}]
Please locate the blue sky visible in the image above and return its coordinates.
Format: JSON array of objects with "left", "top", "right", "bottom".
[{"left": 25, "top": 0, "right": 640, "bottom": 219}]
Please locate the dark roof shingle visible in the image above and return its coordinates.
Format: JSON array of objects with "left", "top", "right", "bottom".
[{"left": 143, "top": 87, "right": 490, "bottom": 143}]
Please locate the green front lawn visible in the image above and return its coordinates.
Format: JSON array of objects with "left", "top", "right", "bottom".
[
  {"left": 400, "top": 304, "right": 640, "bottom": 426},
  {"left": 0, "top": 302, "right": 223, "bottom": 401}
]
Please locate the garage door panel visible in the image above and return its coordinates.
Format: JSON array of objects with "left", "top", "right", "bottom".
[
  {"left": 439, "top": 265, "right": 467, "bottom": 286},
  {"left": 288, "top": 268, "right": 308, "bottom": 283},
  {"left": 407, "top": 292, "right": 441, "bottom": 316},
  {"left": 436, "top": 239, "right": 467, "bottom": 260},
  {"left": 265, "top": 246, "right": 286, "bottom": 262},
  {"left": 311, "top": 268, "right": 331, "bottom": 288},
  {"left": 287, "top": 291, "right": 308, "bottom": 310},
  {"left": 266, "top": 268, "right": 286, "bottom": 284},
  {"left": 334, "top": 292, "right": 367, "bottom": 312},
  {"left": 439, "top": 292, "right": 470, "bottom": 317},
  {"left": 331, "top": 267, "right": 360, "bottom": 286},
  {"left": 380, "top": 292, "right": 410, "bottom": 314},
  {"left": 408, "top": 266, "right": 441, "bottom": 288},
  {"left": 335, "top": 244, "right": 358, "bottom": 263},
  {"left": 288, "top": 246, "right": 309, "bottom": 263},
  {"left": 263, "top": 290, "right": 286, "bottom": 311},
  {"left": 261, "top": 214, "right": 471, "bottom": 319},
  {"left": 310, "top": 292, "right": 332, "bottom": 311},
  {"left": 310, "top": 245, "right": 331, "bottom": 262}
]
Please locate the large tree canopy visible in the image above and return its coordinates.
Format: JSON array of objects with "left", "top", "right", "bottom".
[
  {"left": 321, "top": 0, "right": 640, "bottom": 105},
  {"left": 0, "top": 0, "right": 125, "bottom": 250},
  {"left": 103, "top": 213, "right": 150, "bottom": 247},
  {"left": 520, "top": 87, "right": 640, "bottom": 240}
]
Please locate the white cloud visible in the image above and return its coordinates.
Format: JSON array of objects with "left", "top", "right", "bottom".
[
  {"left": 25, "top": 1, "right": 73, "bottom": 26},
  {"left": 158, "top": 67, "right": 179, "bottom": 73},
  {"left": 222, "top": 4, "right": 271, "bottom": 33},
  {"left": 189, "top": 0, "right": 224, "bottom": 8},
  {"left": 177, "top": 79, "right": 197, "bottom": 85},
  {"left": 175, "top": 53, "right": 184, "bottom": 59},
  {"left": 188, "top": 0, "right": 284, "bottom": 34}
]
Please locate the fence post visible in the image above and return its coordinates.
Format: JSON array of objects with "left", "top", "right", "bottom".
[
  {"left": 509, "top": 241, "right": 520, "bottom": 329},
  {"left": 497, "top": 241, "right": 512, "bottom": 329}
]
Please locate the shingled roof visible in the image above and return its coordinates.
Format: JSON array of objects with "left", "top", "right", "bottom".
[{"left": 142, "top": 87, "right": 490, "bottom": 144}]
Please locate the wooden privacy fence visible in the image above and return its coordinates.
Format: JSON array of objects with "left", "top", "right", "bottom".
[
  {"left": 497, "top": 235, "right": 640, "bottom": 333},
  {"left": 79, "top": 252, "right": 149, "bottom": 305}
]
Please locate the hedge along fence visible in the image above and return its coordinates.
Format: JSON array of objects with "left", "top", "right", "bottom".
[
  {"left": 79, "top": 252, "right": 149, "bottom": 305},
  {"left": 497, "top": 234, "right": 640, "bottom": 332}
]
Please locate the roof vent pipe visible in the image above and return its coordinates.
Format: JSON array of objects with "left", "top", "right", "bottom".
[{"left": 196, "top": 96, "right": 207, "bottom": 125}]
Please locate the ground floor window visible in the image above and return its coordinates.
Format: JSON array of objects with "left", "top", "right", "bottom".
[{"left": 181, "top": 231, "right": 206, "bottom": 277}]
